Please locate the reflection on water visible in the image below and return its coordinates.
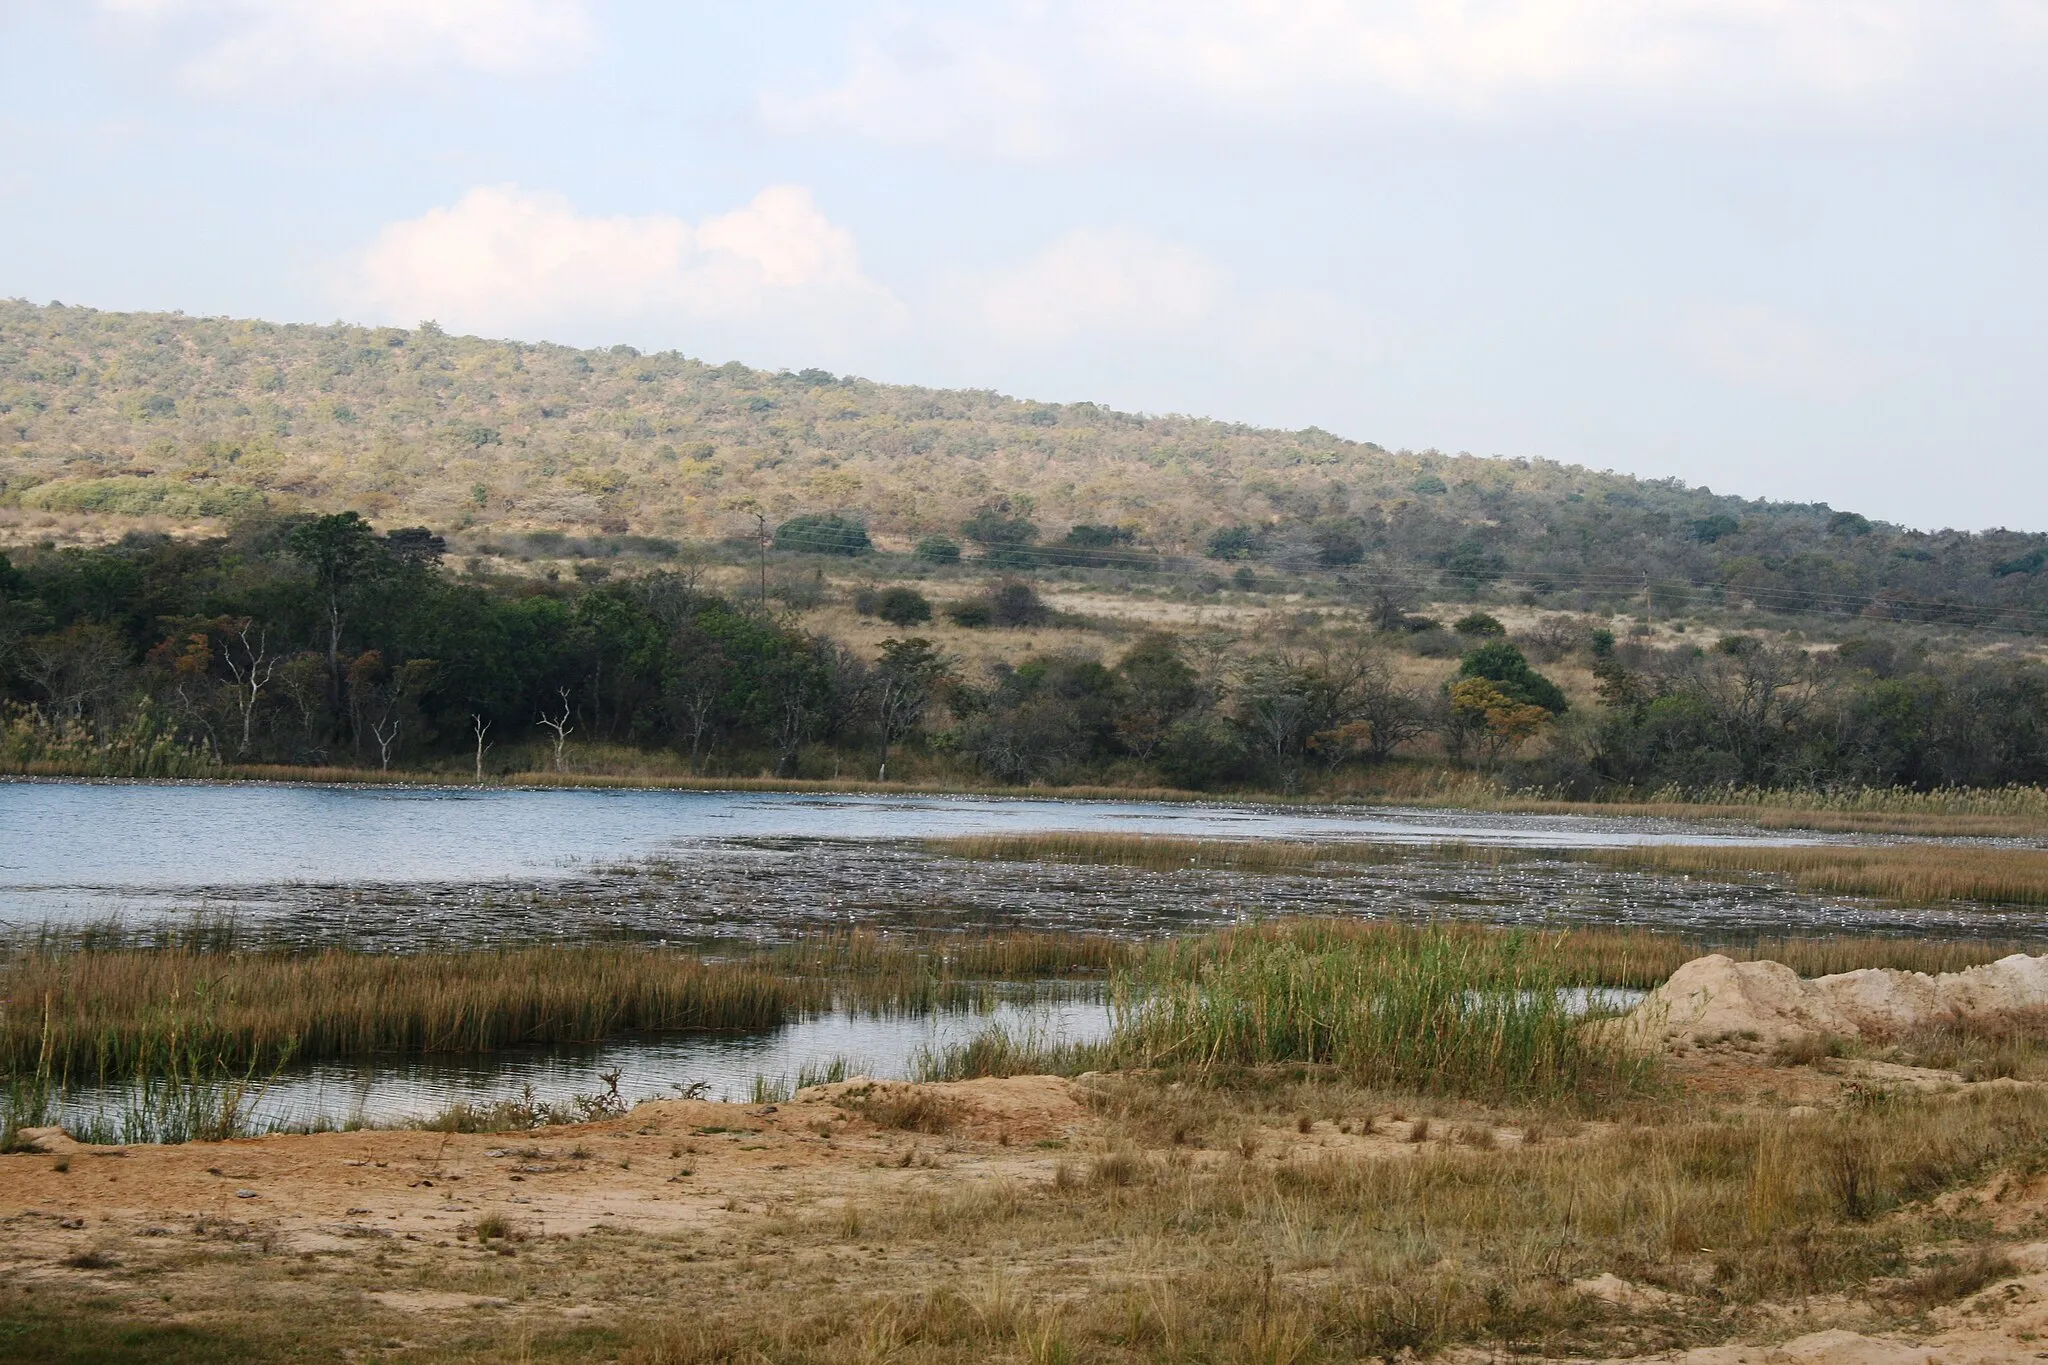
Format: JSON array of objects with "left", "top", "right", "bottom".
[
  {"left": 2, "top": 780, "right": 1827, "bottom": 925},
  {"left": 47, "top": 987, "right": 1651, "bottom": 1137},
  {"left": 54, "top": 997, "right": 1117, "bottom": 1135},
  {"left": 9, "top": 781, "right": 2027, "bottom": 948}
]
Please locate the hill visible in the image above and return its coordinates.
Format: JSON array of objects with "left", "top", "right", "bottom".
[{"left": 2, "top": 299, "right": 2046, "bottom": 630}]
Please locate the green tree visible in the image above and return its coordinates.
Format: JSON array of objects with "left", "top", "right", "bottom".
[
  {"left": 285, "top": 511, "right": 391, "bottom": 718},
  {"left": 869, "top": 637, "right": 954, "bottom": 780},
  {"left": 1458, "top": 641, "right": 1568, "bottom": 715}
]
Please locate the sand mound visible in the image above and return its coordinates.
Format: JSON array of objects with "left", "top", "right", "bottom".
[
  {"left": 792, "top": 1074, "right": 1090, "bottom": 1142},
  {"left": 1608, "top": 952, "right": 2048, "bottom": 1052}
]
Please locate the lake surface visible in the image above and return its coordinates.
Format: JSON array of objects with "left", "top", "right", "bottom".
[
  {"left": 8, "top": 780, "right": 2031, "bottom": 1141},
  {"left": 2, "top": 780, "right": 2035, "bottom": 945}
]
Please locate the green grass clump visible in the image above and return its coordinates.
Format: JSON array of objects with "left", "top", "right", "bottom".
[{"left": 1110, "top": 921, "right": 1652, "bottom": 1102}]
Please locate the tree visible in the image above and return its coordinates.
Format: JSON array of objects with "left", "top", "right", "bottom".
[
  {"left": 349, "top": 651, "right": 437, "bottom": 771},
  {"left": 875, "top": 587, "right": 932, "bottom": 626},
  {"left": 774, "top": 514, "right": 872, "bottom": 556},
  {"left": 1113, "top": 633, "right": 1202, "bottom": 759},
  {"left": 1206, "top": 525, "right": 1265, "bottom": 561},
  {"left": 219, "top": 617, "right": 278, "bottom": 757},
  {"left": 913, "top": 535, "right": 961, "bottom": 565},
  {"left": 1236, "top": 654, "right": 1315, "bottom": 792},
  {"left": 286, "top": 512, "right": 390, "bottom": 717},
  {"left": 1458, "top": 641, "right": 1568, "bottom": 715},
  {"left": 960, "top": 498, "right": 1040, "bottom": 567},
  {"left": 989, "top": 582, "right": 1049, "bottom": 628},
  {"left": 21, "top": 624, "right": 129, "bottom": 722},
  {"left": 869, "top": 637, "right": 953, "bottom": 780},
  {"left": 1447, "top": 678, "right": 1551, "bottom": 764},
  {"left": 537, "top": 685, "right": 575, "bottom": 772}
]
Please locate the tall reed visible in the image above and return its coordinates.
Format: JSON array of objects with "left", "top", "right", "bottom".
[
  {"left": 933, "top": 829, "right": 2048, "bottom": 908},
  {"left": 1570, "top": 843, "right": 2048, "bottom": 908},
  {"left": 0, "top": 946, "right": 814, "bottom": 1080},
  {"left": 1117, "top": 921, "right": 1653, "bottom": 1101}
]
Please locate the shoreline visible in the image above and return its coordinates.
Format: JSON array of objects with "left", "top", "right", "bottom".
[{"left": 8, "top": 766, "right": 2048, "bottom": 838}]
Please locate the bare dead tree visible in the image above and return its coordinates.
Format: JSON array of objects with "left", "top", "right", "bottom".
[
  {"left": 536, "top": 686, "right": 575, "bottom": 772},
  {"left": 471, "top": 713, "right": 492, "bottom": 784},
  {"left": 220, "top": 617, "right": 278, "bottom": 757},
  {"left": 370, "top": 714, "right": 401, "bottom": 771}
]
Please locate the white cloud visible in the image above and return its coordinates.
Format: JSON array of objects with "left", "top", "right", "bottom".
[
  {"left": 961, "top": 227, "right": 1225, "bottom": 343},
  {"left": 772, "top": 1, "right": 2048, "bottom": 152},
  {"left": 343, "top": 184, "right": 904, "bottom": 346},
  {"left": 1671, "top": 303, "right": 1894, "bottom": 403},
  {"left": 97, "top": 0, "right": 593, "bottom": 91}
]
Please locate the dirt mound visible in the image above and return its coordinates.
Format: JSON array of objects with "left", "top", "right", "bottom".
[
  {"left": 792, "top": 1074, "right": 1089, "bottom": 1142},
  {"left": 1608, "top": 952, "right": 2048, "bottom": 1052}
]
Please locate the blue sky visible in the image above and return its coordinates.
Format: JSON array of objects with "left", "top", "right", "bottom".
[{"left": 4, "top": 1, "right": 2045, "bottom": 530}]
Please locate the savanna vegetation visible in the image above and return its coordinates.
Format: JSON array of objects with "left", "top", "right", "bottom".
[
  {"left": 8, "top": 506, "right": 2048, "bottom": 799},
  {"left": 5, "top": 301, "right": 2048, "bottom": 639}
]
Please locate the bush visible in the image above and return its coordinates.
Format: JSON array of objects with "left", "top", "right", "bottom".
[
  {"left": 1453, "top": 612, "right": 1506, "bottom": 637},
  {"left": 1314, "top": 526, "right": 1365, "bottom": 567},
  {"left": 1206, "top": 525, "right": 1265, "bottom": 561},
  {"left": 947, "top": 598, "right": 995, "bottom": 628},
  {"left": 874, "top": 586, "right": 932, "bottom": 626},
  {"left": 913, "top": 535, "right": 961, "bottom": 565},
  {"left": 990, "top": 581, "right": 1049, "bottom": 628},
  {"left": 774, "top": 514, "right": 871, "bottom": 556}
]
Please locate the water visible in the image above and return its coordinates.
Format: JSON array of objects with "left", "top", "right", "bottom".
[
  {"left": 2, "top": 780, "right": 2028, "bottom": 1139},
  {"left": 48, "top": 997, "right": 1120, "bottom": 1135},
  {"left": 3, "top": 779, "right": 1829, "bottom": 934},
  {"left": 44, "top": 987, "right": 1651, "bottom": 1136}
]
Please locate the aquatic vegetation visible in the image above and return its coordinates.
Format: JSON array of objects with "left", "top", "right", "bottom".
[
  {"left": 933, "top": 828, "right": 2048, "bottom": 909},
  {"left": 1569, "top": 842, "right": 2048, "bottom": 908},
  {"left": 0, "top": 945, "right": 812, "bottom": 1079}
]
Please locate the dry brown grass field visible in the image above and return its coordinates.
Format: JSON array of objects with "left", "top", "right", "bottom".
[
  {"left": 11, "top": 922, "right": 2048, "bottom": 1360},
  {"left": 8, "top": 1054, "right": 2048, "bottom": 1362}
]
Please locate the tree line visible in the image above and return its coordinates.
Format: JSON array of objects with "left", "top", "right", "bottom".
[{"left": 4, "top": 515, "right": 2048, "bottom": 793}]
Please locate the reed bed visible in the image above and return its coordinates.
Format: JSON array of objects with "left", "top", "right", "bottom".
[
  {"left": 924, "top": 921, "right": 1657, "bottom": 1104},
  {"left": 0, "top": 928, "right": 1140, "bottom": 1084},
  {"left": 934, "top": 828, "right": 2048, "bottom": 908},
  {"left": 926, "top": 831, "right": 1457, "bottom": 873},
  {"left": 1117, "top": 921, "right": 1653, "bottom": 1101},
  {"left": 0, "top": 946, "right": 814, "bottom": 1080},
  {"left": 1571, "top": 842, "right": 2048, "bottom": 908}
]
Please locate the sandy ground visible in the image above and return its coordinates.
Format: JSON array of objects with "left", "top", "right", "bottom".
[{"left": 7, "top": 1069, "right": 2048, "bottom": 1361}]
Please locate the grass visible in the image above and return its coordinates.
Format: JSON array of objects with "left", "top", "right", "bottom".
[
  {"left": 0, "top": 945, "right": 813, "bottom": 1081},
  {"left": 0, "top": 928, "right": 1136, "bottom": 1104},
  {"left": 15, "top": 1072, "right": 2048, "bottom": 1363},
  {"left": 1570, "top": 842, "right": 2048, "bottom": 908},
  {"left": 921, "top": 921, "right": 1658, "bottom": 1105},
  {"left": 933, "top": 827, "right": 2048, "bottom": 909}
]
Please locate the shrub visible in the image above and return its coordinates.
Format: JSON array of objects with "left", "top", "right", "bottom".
[
  {"left": 1314, "top": 526, "right": 1365, "bottom": 566},
  {"left": 1453, "top": 612, "right": 1506, "bottom": 637},
  {"left": 990, "top": 582, "right": 1049, "bottom": 628},
  {"left": 874, "top": 586, "right": 932, "bottom": 626},
  {"left": 1206, "top": 525, "right": 1265, "bottom": 561},
  {"left": 913, "top": 535, "right": 961, "bottom": 565},
  {"left": 947, "top": 598, "right": 995, "bottom": 628},
  {"left": 774, "top": 514, "right": 871, "bottom": 556}
]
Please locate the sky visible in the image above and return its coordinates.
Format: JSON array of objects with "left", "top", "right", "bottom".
[{"left": 2, "top": 2, "right": 2045, "bottom": 532}]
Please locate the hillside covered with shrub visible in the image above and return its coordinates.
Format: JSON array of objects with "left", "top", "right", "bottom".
[{"left": 3, "top": 300, "right": 2046, "bottom": 630}]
